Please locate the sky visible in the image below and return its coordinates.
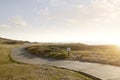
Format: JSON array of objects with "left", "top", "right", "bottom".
[{"left": 1, "top": 0, "right": 120, "bottom": 45}]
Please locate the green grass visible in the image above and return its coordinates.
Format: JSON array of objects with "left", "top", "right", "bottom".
[
  {"left": 0, "top": 64, "right": 92, "bottom": 80},
  {"left": 26, "top": 44, "right": 120, "bottom": 66},
  {"left": 0, "top": 44, "right": 92, "bottom": 80},
  {"left": 0, "top": 47, "right": 12, "bottom": 64},
  {"left": 25, "top": 45, "right": 69, "bottom": 59}
]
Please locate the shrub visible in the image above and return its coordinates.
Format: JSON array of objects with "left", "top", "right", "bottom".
[
  {"left": 54, "top": 53, "right": 67, "bottom": 59},
  {"left": 46, "top": 52, "right": 57, "bottom": 58}
]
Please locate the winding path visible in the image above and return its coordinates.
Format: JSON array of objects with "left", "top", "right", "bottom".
[{"left": 11, "top": 46, "right": 120, "bottom": 80}]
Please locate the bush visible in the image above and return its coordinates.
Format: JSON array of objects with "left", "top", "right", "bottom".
[
  {"left": 46, "top": 52, "right": 56, "bottom": 58},
  {"left": 54, "top": 53, "right": 67, "bottom": 59}
]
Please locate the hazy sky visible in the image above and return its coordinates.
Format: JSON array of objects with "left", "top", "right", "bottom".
[{"left": 0, "top": 0, "right": 120, "bottom": 45}]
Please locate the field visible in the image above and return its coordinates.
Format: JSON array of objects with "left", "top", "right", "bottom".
[
  {"left": 26, "top": 43, "right": 120, "bottom": 66},
  {"left": 0, "top": 43, "right": 92, "bottom": 80}
]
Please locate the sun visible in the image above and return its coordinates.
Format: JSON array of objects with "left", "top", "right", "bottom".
[
  {"left": 104, "top": 39, "right": 120, "bottom": 46},
  {"left": 113, "top": 41, "right": 120, "bottom": 46}
]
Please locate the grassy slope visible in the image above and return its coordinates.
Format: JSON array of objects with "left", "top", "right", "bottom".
[
  {"left": 0, "top": 47, "right": 11, "bottom": 64},
  {"left": 26, "top": 44, "right": 120, "bottom": 66},
  {"left": 25, "top": 44, "right": 86, "bottom": 59},
  {"left": 0, "top": 44, "right": 92, "bottom": 80}
]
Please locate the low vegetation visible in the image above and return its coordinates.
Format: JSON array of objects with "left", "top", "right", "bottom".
[
  {"left": 26, "top": 43, "right": 120, "bottom": 66},
  {"left": 26, "top": 45, "right": 66, "bottom": 59},
  {"left": 0, "top": 43, "right": 92, "bottom": 80},
  {"left": 25, "top": 43, "right": 86, "bottom": 59},
  {"left": 0, "top": 37, "right": 30, "bottom": 44}
]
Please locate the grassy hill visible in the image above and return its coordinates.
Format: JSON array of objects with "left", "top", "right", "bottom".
[
  {"left": 0, "top": 37, "right": 30, "bottom": 44},
  {"left": 25, "top": 43, "right": 87, "bottom": 59},
  {"left": 26, "top": 43, "right": 120, "bottom": 66},
  {"left": 0, "top": 37, "right": 92, "bottom": 80}
]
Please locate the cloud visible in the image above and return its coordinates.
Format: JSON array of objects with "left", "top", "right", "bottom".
[
  {"left": 50, "top": 0, "right": 67, "bottom": 6},
  {"left": 0, "top": 16, "right": 29, "bottom": 33},
  {"left": 33, "top": 0, "right": 42, "bottom": 4},
  {"left": 35, "top": 0, "right": 120, "bottom": 33},
  {"left": 31, "top": 0, "right": 120, "bottom": 27},
  {"left": 38, "top": 7, "right": 49, "bottom": 16},
  {"left": 66, "top": 0, "right": 120, "bottom": 27},
  {"left": 8, "top": 16, "right": 27, "bottom": 27},
  {"left": 0, "top": 24, "right": 10, "bottom": 30},
  {"left": 35, "top": 0, "right": 41, "bottom": 3}
]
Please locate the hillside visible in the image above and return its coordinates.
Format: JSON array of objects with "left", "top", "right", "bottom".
[
  {"left": 0, "top": 37, "right": 30, "bottom": 44},
  {"left": 26, "top": 43, "right": 120, "bottom": 66},
  {"left": 0, "top": 37, "right": 93, "bottom": 80}
]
